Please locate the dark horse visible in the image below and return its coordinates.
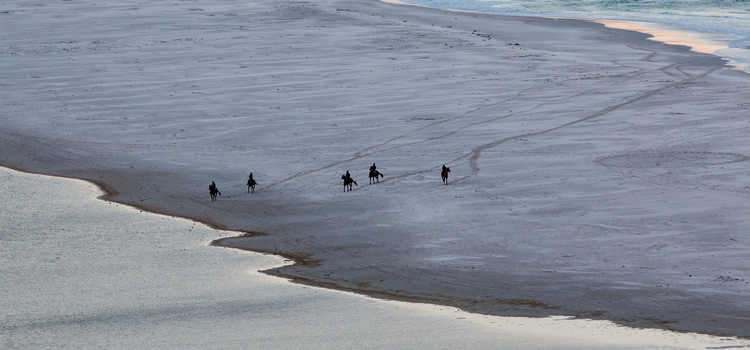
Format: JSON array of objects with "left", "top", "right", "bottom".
[
  {"left": 341, "top": 174, "right": 358, "bottom": 192},
  {"left": 247, "top": 178, "right": 257, "bottom": 193},
  {"left": 441, "top": 165, "right": 451, "bottom": 185},
  {"left": 209, "top": 182, "right": 222, "bottom": 201},
  {"left": 369, "top": 169, "right": 383, "bottom": 184}
]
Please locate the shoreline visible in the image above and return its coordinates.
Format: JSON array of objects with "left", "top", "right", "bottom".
[
  {"left": 384, "top": 0, "right": 741, "bottom": 70},
  {"left": 7, "top": 166, "right": 748, "bottom": 349},
  {"left": 6, "top": 160, "right": 748, "bottom": 344},
  {"left": 3, "top": 0, "right": 749, "bottom": 340}
]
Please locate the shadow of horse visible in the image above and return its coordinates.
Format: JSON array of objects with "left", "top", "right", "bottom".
[
  {"left": 441, "top": 166, "right": 450, "bottom": 185},
  {"left": 341, "top": 175, "right": 358, "bottom": 192},
  {"left": 369, "top": 169, "right": 383, "bottom": 184}
]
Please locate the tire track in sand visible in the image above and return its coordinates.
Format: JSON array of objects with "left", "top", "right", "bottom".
[
  {"left": 267, "top": 66, "right": 653, "bottom": 189},
  {"left": 461, "top": 63, "right": 720, "bottom": 180},
  {"left": 382, "top": 62, "right": 721, "bottom": 185}
]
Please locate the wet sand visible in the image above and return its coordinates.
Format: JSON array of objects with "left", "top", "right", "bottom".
[{"left": 6, "top": 166, "right": 748, "bottom": 349}]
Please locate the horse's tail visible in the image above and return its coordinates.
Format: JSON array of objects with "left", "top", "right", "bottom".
[{"left": 377, "top": 171, "right": 383, "bottom": 178}]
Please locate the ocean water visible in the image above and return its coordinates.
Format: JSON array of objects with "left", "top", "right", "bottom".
[{"left": 399, "top": 0, "right": 750, "bottom": 71}]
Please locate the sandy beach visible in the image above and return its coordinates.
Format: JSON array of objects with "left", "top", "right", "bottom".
[
  {"left": 2, "top": 0, "right": 749, "bottom": 339},
  {"left": 7, "top": 166, "right": 748, "bottom": 349}
]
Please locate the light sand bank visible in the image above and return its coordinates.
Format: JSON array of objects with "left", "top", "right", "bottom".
[{"left": 7, "top": 166, "right": 748, "bottom": 349}]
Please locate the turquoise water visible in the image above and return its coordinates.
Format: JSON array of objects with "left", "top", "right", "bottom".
[{"left": 400, "top": 0, "right": 750, "bottom": 70}]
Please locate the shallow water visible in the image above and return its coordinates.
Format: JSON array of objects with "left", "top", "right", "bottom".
[
  {"left": 1, "top": 166, "right": 748, "bottom": 349},
  {"left": 396, "top": 0, "right": 750, "bottom": 70}
]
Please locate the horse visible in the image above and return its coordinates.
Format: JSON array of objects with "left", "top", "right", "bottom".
[
  {"left": 247, "top": 178, "right": 257, "bottom": 193},
  {"left": 341, "top": 175, "right": 358, "bottom": 192},
  {"left": 369, "top": 169, "right": 383, "bottom": 184},
  {"left": 441, "top": 166, "right": 451, "bottom": 185},
  {"left": 209, "top": 185, "right": 222, "bottom": 201}
]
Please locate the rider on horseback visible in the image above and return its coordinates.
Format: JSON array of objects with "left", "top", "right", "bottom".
[
  {"left": 209, "top": 181, "right": 222, "bottom": 201},
  {"left": 342, "top": 171, "right": 357, "bottom": 191},
  {"left": 441, "top": 164, "right": 451, "bottom": 185},
  {"left": 368, "top": 163, "right": 383, "bottom": 184},
  {"left": 247, "top": 173, "right": 257, "bottom": 193},
  {"left": 210, "top": 181, "right": 221, "bottom": 194}
]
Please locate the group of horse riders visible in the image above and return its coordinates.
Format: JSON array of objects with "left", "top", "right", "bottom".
[
  {"left": 341, "top": 163, "right": 384, "bottom": 192},
  {"left": 208, "top": 173, "right": 256, "bottom": 201},
  {"left": 210, "top": 163, "right": 451, "bottom": 200}
]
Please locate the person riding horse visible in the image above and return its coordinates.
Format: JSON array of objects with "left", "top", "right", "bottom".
[
  {"left": 369, "top": 163, "right": 383, "bottom": 184},
  {"left": 209, "top": 181, "right": 222, "bottom": 201},
  {"left": 441, "top": 165, "right": 451, "bottom": 185},
  {"left": 247, "top": 173, "right": 257, "bottom": 193},
  {"left": 342, "top": 170, "right": 357, "bottom": 191}
]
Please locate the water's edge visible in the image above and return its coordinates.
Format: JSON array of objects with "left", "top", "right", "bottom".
[
  {"left": 383, "top": 0, "right": 746, "bottom": 72},
  {"left": 7, "top": 161, "right": 746, "bottom": 341}
]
